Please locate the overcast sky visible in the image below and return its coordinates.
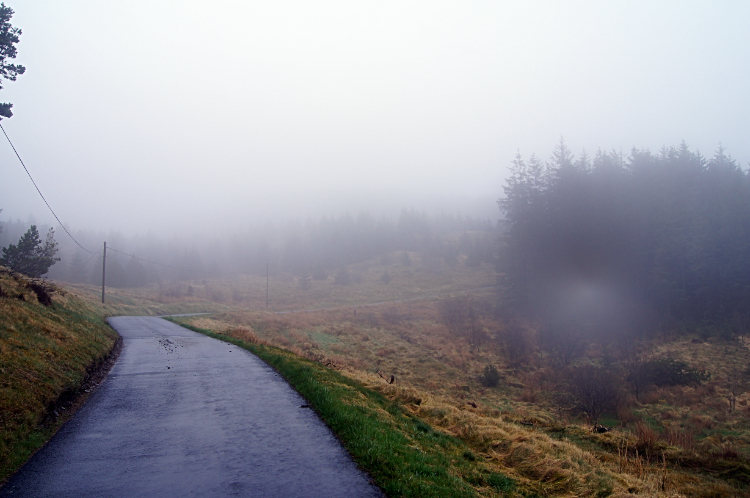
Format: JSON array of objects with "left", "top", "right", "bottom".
[{"left": 1, "top": 0, "right": 748, "bottom": 236}]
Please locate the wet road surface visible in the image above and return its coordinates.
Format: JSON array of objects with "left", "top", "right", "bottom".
[{"left": 1, "top": 317, "right": 384, "bottom": 498}]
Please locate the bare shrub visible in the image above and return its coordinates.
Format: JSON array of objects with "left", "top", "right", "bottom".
[
  {"left": 500, "top": 322, "right": 532, "bottom": 368},
  {"left": 540, "top": 324, "right": 584, "bottom": 367},
  {"left": 635, "top": 421, "right": 659, "bottom": 457},
  {"left": 439, "top": 297, "right": 469, "bottom": 337},
  {"left": 438, "top": 297, "right": 485, "bottom": 347},
  {"left": 565, "top": 364, "right": 621, "bottom": 424}
]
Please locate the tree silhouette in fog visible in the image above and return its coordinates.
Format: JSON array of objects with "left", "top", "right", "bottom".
[
  {"left": 499, "top": 140, "right": 750, "bottom": 335},
  {"left": 0, "top": 4, "right": 25, "bottom": 119},
  {"left": 1, "top": 225, "right": 60, "bottom": 278}
]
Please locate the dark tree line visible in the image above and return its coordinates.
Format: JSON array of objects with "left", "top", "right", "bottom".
[
  {"left": 2, "top": 209, "right": 495, "bottom": 288},
  {"left": 225, "top": 209, "right": 494, "bottom": 280},
  {"left": 499, "top": 140, "right": 750, "bottom": 336}
]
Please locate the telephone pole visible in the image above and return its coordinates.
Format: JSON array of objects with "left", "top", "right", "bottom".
[
  {"left": 101, "top": 241, "right": 107, "bottom": 304},
  {"left": 266, "top": 262, "right": 269, "bottom": 308}
]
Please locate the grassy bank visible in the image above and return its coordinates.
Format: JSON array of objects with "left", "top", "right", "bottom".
[
  {"left": 167, "top": 318, "right": 522, "bottom": 497},
  {"left": 0, "top": 269, "right": 232, "bottom": 484},
  {"left": 0, "top": 267, "right": 119, "bottom": 482}
]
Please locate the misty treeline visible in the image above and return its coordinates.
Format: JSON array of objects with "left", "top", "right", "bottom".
[
  {"left": 498, "top": 139, "right": 750, "bottom": 338},
  {"left": 0, "top": 209, "right": 495, "bottom": 288},
  {"left": 435, "top": 139, "right": 750, "bottom": 425}
]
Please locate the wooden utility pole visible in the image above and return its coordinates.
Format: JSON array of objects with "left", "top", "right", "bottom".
[
  {"left": 101, "top": 241, "right": 107, "bottom": 304},
  {"left": 266, "top": 262, "right": 269, "bottom": 308}
]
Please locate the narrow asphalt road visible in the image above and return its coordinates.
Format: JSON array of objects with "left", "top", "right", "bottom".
[{"left": 1, "top": 317, "right": 384, "bottom": 498}]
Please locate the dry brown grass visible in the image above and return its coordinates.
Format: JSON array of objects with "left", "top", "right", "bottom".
[
  {"left": 176, "top": 303, "right": 746, "bottom": 496},
  {"left": 661, "top": 426, "right": 696, "bottom": 451},
  {"left": 165, "top": 261, "right": 750, "bottom": 497},
  {"left": 83, "top": 250, "right": 496, "bottom": 314}
]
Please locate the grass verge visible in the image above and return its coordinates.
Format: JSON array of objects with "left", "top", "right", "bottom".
[
  {"left": 0, "top": 268, "right": 119, "bottom": 483},
  {"left": 166, "top": 318, "right": 522, "bottom": 498}
]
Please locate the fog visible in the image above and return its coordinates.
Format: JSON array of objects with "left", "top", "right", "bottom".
[{"left": 1, "top": 1, "right": 749, "bottom": 237}]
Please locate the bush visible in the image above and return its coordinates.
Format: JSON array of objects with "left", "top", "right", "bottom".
[
  {"left": 635, "top": 421, "right": 660, "bottom": 457},
  {"left": 625, "top": 356, "right": 708, "bottom": 401},
  {"left": 565, "top": 364, "right": 621, "bottom": 424},
  {"left": 501, "top": 323, "right": 532, "bottom": 367},
  {"left": 645, "top": 358, "right": 708, "bottom": 387},
  {"left": 479, "top": 364, "right": 501, "bottom": 387}
]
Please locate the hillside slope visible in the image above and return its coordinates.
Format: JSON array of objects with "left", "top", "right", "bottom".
[{"left": 0, "top": 267, "right": 118, "bottom": 482}]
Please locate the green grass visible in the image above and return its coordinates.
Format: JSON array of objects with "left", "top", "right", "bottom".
[
  {"left": 0, "top": 269, "right": 119, "bottom": 483},
  {"left": 167, "top": 318, "right": 518, "bottom": 497}
]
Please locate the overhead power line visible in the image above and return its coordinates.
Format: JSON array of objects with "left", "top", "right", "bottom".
[
  {"left": 1, "top": 123, "right": 94, "bottom": 254},
  {"left": 2, "top": 125, "right": 210, "bottom": 278},
  {"left": 67, "top": 248, "right": 103, "bottom": 281}
]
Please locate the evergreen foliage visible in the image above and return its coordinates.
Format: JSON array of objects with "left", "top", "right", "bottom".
[
  {"left": 1, "top": 225, "right": 60, "bottom": 278},
  {"left": 499, "top": 141, "right": 750, "bottom": 333},
  {"left": 478, "top": 364, "right": 500, "bottom": 387},
  {"left": 0, "top": 3, "right": 25, "bottom": 119},
  {"left": 638, "top": 358, "right": 709, "bottom": 388}
]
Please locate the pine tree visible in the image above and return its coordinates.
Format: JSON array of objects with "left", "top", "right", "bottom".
[
  {"left": 0, "top": 3, "right": 25, "bottom": 119},
  {"left": 1, "top": 225, "right": 60, "bottom": 278}
]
